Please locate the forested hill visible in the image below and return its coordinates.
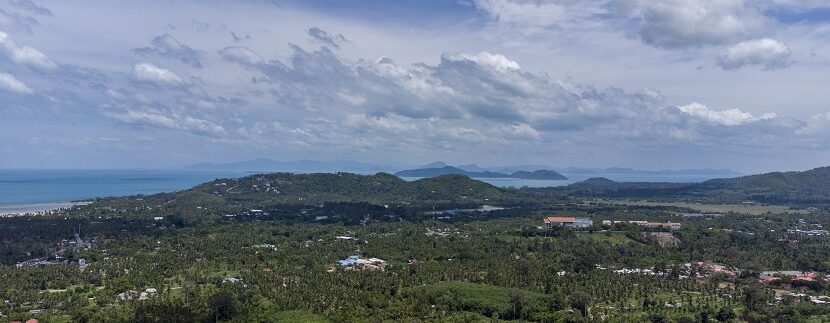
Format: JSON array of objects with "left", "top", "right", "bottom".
[
  {"left": 526, "top": 166, "right": 830, "bottom": 205},
  {"left": 525, "top": 177, "right": 693, "bottom": 198},
  {"left": 191, "top": 172, "right": 515, "bottom": 205},
  {"left": 84, "top": 172, "right": 521, "bottom": 215},
  {"left": 696, "top": 166, "right": 830, "bottom": 203}
]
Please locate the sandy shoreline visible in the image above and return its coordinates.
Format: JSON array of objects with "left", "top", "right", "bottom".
[{"left": 0, "top": 201, "right": 89, "bottom": 216}]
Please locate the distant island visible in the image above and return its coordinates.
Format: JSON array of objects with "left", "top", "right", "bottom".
[{"left": 395, "top": 165, "right": 568, "bottom": 180}]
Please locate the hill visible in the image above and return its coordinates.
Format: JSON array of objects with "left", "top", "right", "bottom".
[
  {"left": 510, "top": 169, "right": 568, "bottom": 180},
  {"left": 696, "top": 166, "right": 830, "bottom": 203},
  {"left": 83, "top": 172, "right": 520, "bottom": 216},
  {"left": 530, "top": 166, "right": 830, "bottom": 205}
]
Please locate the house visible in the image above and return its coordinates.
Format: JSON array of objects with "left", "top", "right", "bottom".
[
  {"left": 787, "top": 229, "right": 829, "bottom": 236},
  {"left": 811, "top": 296, "right": 830, "bottom": 304},
  {"left": 760, "top": 271, "right": 826, "bottom": 284},
  {"left": 680, "top": 262, "right": 738, "bottom": 278},
  {"left": 760, "top": 271, "right": 804, "bottom": 281},
  {"left": 252, "top": 244, "right": 277, "bottom": 250},
  {"left": 117, "top": 288, "right": 158, "bottom": 301},
  {"left": 338, "top": 255, "right": 360, "bottom": 266},
  {"left": 544, "top": 216, "right": 593, "bottom": 228}
]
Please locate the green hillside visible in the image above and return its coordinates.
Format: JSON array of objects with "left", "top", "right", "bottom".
[
  {"left": 81, "top": 172, "right": 520, "bottom": 218},
  {"left": 189, "top": 172, "right": 514, "bottom": 205},
  {"left": 698, "top": 166, "right": 830, "bottom": 203},
  {"left": 528, "top": 166, "right": 830, "bottom": 205}
]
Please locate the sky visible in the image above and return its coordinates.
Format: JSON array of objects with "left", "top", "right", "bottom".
[{"left": 1, "top": 0, "right": 830, "bottom": 173}]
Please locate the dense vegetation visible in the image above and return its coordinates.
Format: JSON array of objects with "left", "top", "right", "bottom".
[
  {"left": 3, "top": 171, "right": 830, "bottom": 322},
  {"left": 528, "top": 166, "right": 830, "bottom": 207}
]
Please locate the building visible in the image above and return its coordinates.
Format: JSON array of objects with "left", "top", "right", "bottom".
[
  {"left": 787, "top": 229, "right": 829, "bottom": 236},
  {"left": 760, "top": 271, "right": 826, "bottom": 284},
  {"left": 338, "top": 255, "right": 387, "bottom": 271},
  {"left": 544, "top": 216, "right": 593, "bottom": 228},
  {"left": 602, "top": 220, "right": 681, "bottom": 230}
]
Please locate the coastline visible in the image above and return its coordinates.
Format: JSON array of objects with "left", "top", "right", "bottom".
[{"left": 0, "top": 201, "right": 89, "bottom": 216}]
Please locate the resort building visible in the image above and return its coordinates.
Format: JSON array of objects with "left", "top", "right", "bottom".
[
  {"left": 338, "top": 255, "right": 387, "bottom": 271},
  {"left": 602, "top": 220, "right": 681, "bottom": 230}
]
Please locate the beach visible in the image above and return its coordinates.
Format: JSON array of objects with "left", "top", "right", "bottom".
[{"left": 0, "top": 201, "right": 83, "bottom": 216}]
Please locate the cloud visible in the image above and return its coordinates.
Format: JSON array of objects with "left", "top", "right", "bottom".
[
  {"left": 443, "top": 51, "right": 521, "bottom": 71},
  {"left": 307, "top": 27, "right": 348, "bottom": 49},
  {"left": 717, "top": 38, "right": 792, "bottom": 70},
  {"left": 472, "top": 0, "right": 608, "bottom": 28},
  {"left": 0, "top": 31, "right": 56, "bottom": 70},
  {"left": 0, "top": 72, "right": 32, "bottom": 93},
  {"left": 635, "top": 0, "right": 769, "bottom": 48},
  {"left": 0, "top": 9, "right": 40, "bottom": 34},
  {"left": 130, "top": 63, "right": 183, "bottom": 85},
  {"left": 218, "top": 46, "right": 265, "bottom": 66},
  {"left": 217, "top": 43, "right": 808, "bottom": 154},
  {"left": 502, "top": 122, "right": 541, "bottom": 140},
  {"left": 104, "top": 109, "right": 225, "bottom": 137},
  {"left": 9, "top": 0, "right": 52, "bottom": 16},
  {"left": 133, "top": 34, "right": 203, "bottom": 68},
  {"left": 0, "top": 1, "right": 49, "bottom": 35},
  {"left": 679, "top": 102, "right": 777, "bottom": 126},
  {"left": 5, "top": 3, "right": 830, "bottom": 171}
]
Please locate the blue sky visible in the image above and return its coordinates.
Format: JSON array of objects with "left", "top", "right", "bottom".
[{"left": 1, "top": 0, "right": 830, "bottom": 172}]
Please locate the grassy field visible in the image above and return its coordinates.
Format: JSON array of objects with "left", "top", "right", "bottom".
[{"left": 589, "top": 199, "right": 810, "bottom": 215}]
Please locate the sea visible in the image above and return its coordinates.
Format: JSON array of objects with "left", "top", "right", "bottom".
[
  {"left": 0, "top": 169, "right": 733, "bottom": 214},
  {"left": 0, "top": 169, "right": 247, "bottom": 214}
]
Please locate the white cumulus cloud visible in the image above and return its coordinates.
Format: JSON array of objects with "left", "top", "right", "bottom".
[
  {"left": 0, "top": 30, "right": 56, "bottom": 70},
  {"left": 0, "top": 71, "right": 32, "bottom": 93},
  {"left": 717, "top": 38, "right": 792, "bottom": 70},
  {"left": 679, "top": 102, "right": 776, "bottom": 126},
  {"left": 443, "top": 51, "right": 521, "bottom": 71},
  {"left": 131, "top": 63, "right": 183, "bottom": 85}
]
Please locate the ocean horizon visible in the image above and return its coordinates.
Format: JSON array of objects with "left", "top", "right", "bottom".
[{"left": 0, "top": 169, "right": 734, "bottom": 213}]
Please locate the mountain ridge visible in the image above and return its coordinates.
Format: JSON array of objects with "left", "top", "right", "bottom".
[{"left": 546, "top": 166, "right": 830, "bottom": 204}]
